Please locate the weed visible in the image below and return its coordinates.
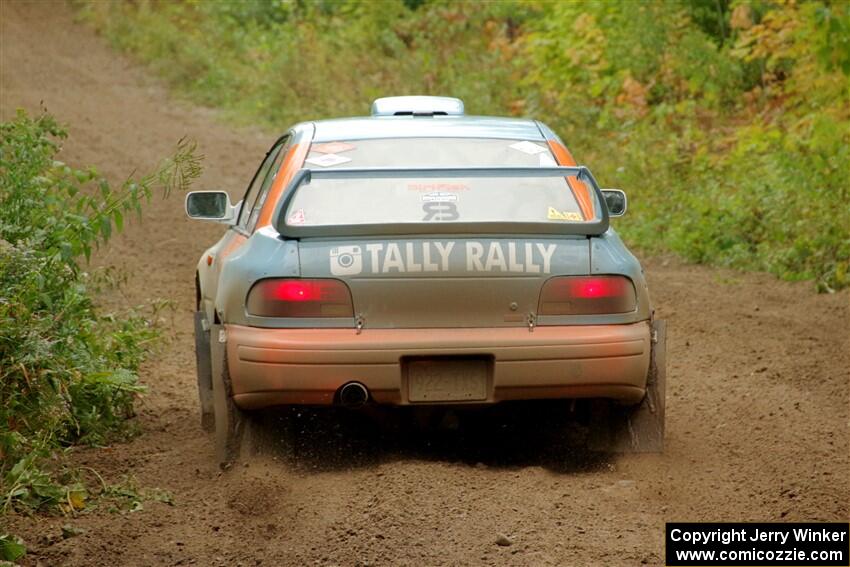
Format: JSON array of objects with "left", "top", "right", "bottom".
[{"left": 0, "top": 111, "right": 201, "bottom": 516}]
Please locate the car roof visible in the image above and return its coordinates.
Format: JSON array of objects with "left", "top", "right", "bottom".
[{"left": 306, "top": 115, "right": 547, "bottom": 143}]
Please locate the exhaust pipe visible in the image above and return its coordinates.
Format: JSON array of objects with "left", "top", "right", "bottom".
[{"left": 339, "top": 382, "right": 369, "bottom": 407}]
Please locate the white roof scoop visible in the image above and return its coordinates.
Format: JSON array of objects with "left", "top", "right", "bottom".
[{"left": 371, "top": 96, "right": 464, "bottom": 117}]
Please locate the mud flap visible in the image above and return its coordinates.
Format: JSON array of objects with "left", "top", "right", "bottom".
[
  {"left": 589, "top": 319, "right": 666, "bottom": 453},
  {"left": 620, "top": 319, "right": 666, "bottom": 452},
  {"left": 194, "top": 312, "right": 214, "bottom": 432},
  {"left": 210, "top": 324, "right": 248, "bottom": 466}
]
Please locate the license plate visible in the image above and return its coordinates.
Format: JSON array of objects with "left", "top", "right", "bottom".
[{"left": 407, "top": 358, "right": 489, "bottom": 402}]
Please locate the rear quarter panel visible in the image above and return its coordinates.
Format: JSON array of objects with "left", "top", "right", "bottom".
[{"left": 197, "top": 230, "right": 246, "bottom": 323}]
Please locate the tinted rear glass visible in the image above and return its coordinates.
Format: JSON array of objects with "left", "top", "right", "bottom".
[{"left": 286, "top": 138, "right": 597, "bottom": 227}]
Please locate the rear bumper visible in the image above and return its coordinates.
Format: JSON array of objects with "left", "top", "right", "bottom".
[{"left": 225, "top": 322, "right": 651, "bottom": 409}]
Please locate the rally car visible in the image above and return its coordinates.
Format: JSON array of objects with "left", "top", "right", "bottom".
[{"left": 185, "top": 96, "right": 666, "bottom": 463}]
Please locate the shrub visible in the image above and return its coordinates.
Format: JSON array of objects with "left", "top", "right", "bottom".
[
  {"left": 521, "top": 0, "right": 850, "bottom": 290},
  {"left": 0, "top": 111, "right": 201, "bottom": 513}
]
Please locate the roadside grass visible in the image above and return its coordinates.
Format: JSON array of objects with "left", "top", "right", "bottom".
[
  {"left": 0, "top": 111, "right": 200, "bottom": 559},
  {"left": 81, "top": 0, "right": 849, "bottom": 290}
]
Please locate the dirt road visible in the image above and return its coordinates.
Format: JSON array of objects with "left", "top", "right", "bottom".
[{"left": 2, "top": 2, "right": 848, "bottom": 565}]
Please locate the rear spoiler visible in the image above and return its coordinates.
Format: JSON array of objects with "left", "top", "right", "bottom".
[{"left": 272, "top": 166, "right": 610, "bottom": 238}]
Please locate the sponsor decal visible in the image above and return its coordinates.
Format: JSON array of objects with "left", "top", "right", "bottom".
[
  {"left": 287, "top": 208, "right": 306, "bottom": 225},
  {"left": 407, "top": 182, "right": 469, "bottom": 192},
  {"left": 421, "top": 192, "right": 458, "bottom": 203},
  {"left": 329, "top": 245, "right": 363, "bottom": 276},
  {"left": 311, "top": 141, "right": 355, "bottom": 154},
  {"left": 305, "top": 153, "right": 352, "bottom": 167},
  {"left": 547, "top": 206, "right": 583, "bottom": 221},
  {"left": 509, "top": 140, "right": 548, "bottom": 155},
  {"left": 539, "top": 153, "right": 557, "bottom": 166},
  {"left": 328, "top": 241, "right": 557, "bottom": 276}
]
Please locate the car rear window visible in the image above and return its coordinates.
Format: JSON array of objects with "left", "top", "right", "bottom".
[{"left": 285, "top": 137, "right": 596, "bottom": 227}]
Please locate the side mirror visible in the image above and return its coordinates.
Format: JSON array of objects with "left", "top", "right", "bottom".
[
  {"left": 601, "top": 189, "right": 627, "bottom": 217},
  {"left": 185, "top": 191, "right": 238, "bottom": 224}
]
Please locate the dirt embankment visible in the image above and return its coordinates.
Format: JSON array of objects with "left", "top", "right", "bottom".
[{"left": 2, "top": 2, "right": 848, "bottom": 565}]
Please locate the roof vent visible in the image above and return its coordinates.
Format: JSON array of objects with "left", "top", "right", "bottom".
[{"left": 370, "top": 96, "right": 464, "bottom": 117}]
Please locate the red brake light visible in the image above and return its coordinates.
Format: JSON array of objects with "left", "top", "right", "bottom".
[
  {"left": 571, "top": 277, "right": 625, "bottom": 299},
  {"left": 246, "top": 279, "right": 354, "bottom": 318},
  {"left": 538, "top": 276, "right": 636, "bottom": 315},
  {"left": 270, "top": 281, "right": 316, "bottom": 302}
]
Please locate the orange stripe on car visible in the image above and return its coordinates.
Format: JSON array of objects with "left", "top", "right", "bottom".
[
  {"left": 257, "top": 142, "right": 310, "bottom": 228},
  {"left": 547, "top": 140, "right": 594, "bottom": 221},
  {"left": 218, "top": 233, "right": 247, "bottom": 261}
]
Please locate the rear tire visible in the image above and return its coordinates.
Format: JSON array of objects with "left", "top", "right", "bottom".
[
  {"left": 210, "top": 324, "right": 249, "bottom": 466},
  {"left": 194, "top": 312, "right": 214, "bottom": 432},
  {"left": 591, "top": 319, "right": 667, "bottom": 452}
]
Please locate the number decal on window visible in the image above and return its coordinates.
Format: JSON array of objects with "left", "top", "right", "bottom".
[{"left": 422, "top": 202, "right": 459, "bottom": 221}]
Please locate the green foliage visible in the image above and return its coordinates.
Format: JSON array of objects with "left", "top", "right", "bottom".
[
  {"left": 523, "top": 0, "right": 850, "bottom": 290},
  {"left": 82, "top": 0, "right": 849, "bottom": 289},
  {"left": 0, "top": 533, "right": 26, "bottom": 562},
  {"left": 95, "top": 474, "right": 174, "bottom": 514},
  {"left": 0, "top": 111, "right": 201, "bottom": 514},
  {"left": 80, "top": 0, "right": 536, "bottom": 125}
]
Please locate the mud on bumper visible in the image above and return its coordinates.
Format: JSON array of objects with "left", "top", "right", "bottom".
[{"left": 223, "top": 321, "right": 652, "bottom": 409}]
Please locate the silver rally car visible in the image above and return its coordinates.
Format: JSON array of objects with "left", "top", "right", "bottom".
[{"left": 185, "top": 96, "right": 667, "bottom": 463}]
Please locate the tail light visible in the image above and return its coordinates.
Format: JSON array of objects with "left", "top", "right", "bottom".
[
  {"left": 246, "top": 279, "right": 354, "bottom": 318},
  {"left": 538, "top": 276, "right": 636, "bottom": 315}
]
